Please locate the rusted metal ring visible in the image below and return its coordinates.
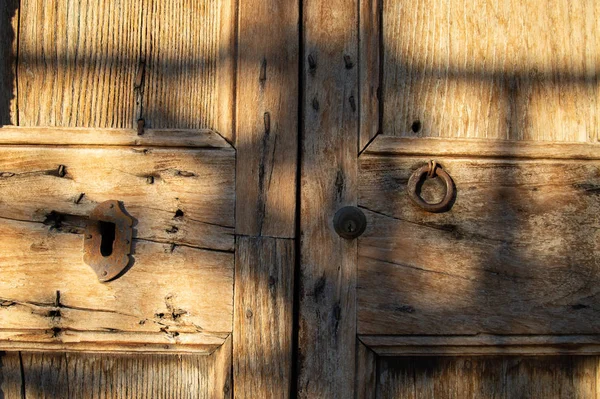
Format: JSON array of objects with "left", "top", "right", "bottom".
[{"left": 407, "top": 163, "right": 455, "bottom": 213}]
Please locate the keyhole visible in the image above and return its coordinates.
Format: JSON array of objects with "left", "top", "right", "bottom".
[
  {"left": 333, "top": 206, "right": 367, "bottom": 239},
  {"left": 346, "top": 220, "right": 356, "bottom": 233},
  {"left": 99, "top": 221, "right": 116, "bottom": 257}
]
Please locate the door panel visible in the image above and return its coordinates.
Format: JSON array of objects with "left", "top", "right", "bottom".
[
  {"left": 1, "top": 0, "right": 240, "bottom": 396},
  {"left": 358, "top": 146, "right": 600, "bottom": 338},
  {"left": 0, "top": 343, "right": 232, "bottom": 398},
  {"left": 376, "top": 356, "right": 598, "bottom": 398},
  {"left": 17, "top": 0, "right": 144, "bottom": 128},
  {"left": 17, "top": 0, "right": 234, "bottom": 137},
  {"left": 1, "top": 0, "right": 300, "bottom": 395},
  {"left": 348, "top": 0, "right": 600, "bottom": 396},
  {"left": 300, "top": 0, "right": 600, "bottom": 396},
  {"left": 0, "top": 142, "right": 234, "bottom": 352},
  {"left": 382, "top": 0, "right": 599, "bottom": 142}
]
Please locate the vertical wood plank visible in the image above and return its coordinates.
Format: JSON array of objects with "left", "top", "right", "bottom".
[
  {"left": 0, "top": 0, "right": 18, "bottom": 125},
  {"left": 142, "top": 0, "right": 232, "bottom": 137},
  {"left": 355, "top": 341, "right": 377, "bottom": 399},
  {"left": 299, "top": 0, "right": 359, "bottom": 395},
  {"left": 235, "top": 0, "right": 299, "bottom": 237},
  {"left": 573, "top": 356, "right": 597, "bottom": 399},
  {"left": 359, "top": 0, "right": 380, "bottom": 152},
  {"left": 216, "top": 0, "right": 237, "bottom": 142},
  {"left": 468, "top": 358, "right": 505, "bottom": 399},
  {"left": 18, "top": 350, "right": 231, "bottom": 398},
  {"left": 376, "top": 356, "right": 600, "bottom": 399},
  {"left": 233, "top": 0, "right": 298, "bottom": 395},
  {"left": 504, "top": 357, "right": 572, "bottom": 399},
  {"left": 211, "top": 335, "right": 233, "bottom": 399},
  {"left": 18, "top": 0, "right": 143, "bottom": 128},
  {"left": 234, "top": 237, "right": 294, "bottom": 398},
  {"left": 376, "top": 357, "right": 415, "bottom": 399},
  {"left": 382, "top": 0, "right": 599, "bottom": 142},
  {"left": 0, "top": 352, "right": 23, "bottom": 399},
  {"left": 21, "top": 353, "right": 69, "bottom": 399}
]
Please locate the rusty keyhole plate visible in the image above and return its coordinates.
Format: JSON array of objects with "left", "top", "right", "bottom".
[{"left": 83, "top": 200, "right": 133, "bottom": 282}]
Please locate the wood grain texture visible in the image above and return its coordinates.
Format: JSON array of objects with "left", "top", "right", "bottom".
[
  {"left": 0, "top": 146, "right": 234, "bottom": 352},
  {"left": 18, "top": 0, "right": 143, "bottom": 128},
  {"left": 235, "top": 0, "right": 298, "bottom": 237},
  {"left": 0, "top": 352, "right": 23, "bottom": 399},
  {"left": 0, "top": 146, "right": 235, "bottom": 251},
  {"left": 364, "top": 135, "right": 600, "bottom": 160},
  {"left": 4, "top": 0, "right": 238, "bottom": 394},
  {"left": 234, "top": 237, "right": 294, "bottom": 398},
  {"left": 0, "top": 218, "right": 231, "bottom": 353},
  {"left": 361, "top": 335, "right": 600, "bottom": 356},
  {"left": 382, "top": 0, "right": 599, "bottom": 142},
  {"left": 0, "top": 0, "right": 18, "bottom": 126},
  {"left": 232, "top": 0, "right": 298, "bottom": 396},
  {"left": 355, "top": 341, "right": 377, "bottom": 399},
  {"left": 216, "top": 0, "right": 236, "bottom": 142},
  {"left": 358, "top": 154, "right": 600, "bottom": 338},
  {"left": 14, "top": 339, "right": 231, "bottom": 398},
  {"left": 0, "top": 126, "right": 232, "bottom": 148},
  {"left": 377, "top": 356, "right": 599, "bottom": 399},
  {"left": 359, "top": 0, "right": 380, "bottom": 152},
  {"left": 142, "top": 0, "right": 233, "bottom": 139},
  {"left": 16, "top": 0, "right": 235, "bottom": 136},
  {"left": 299, "top": 0, "right": 359, "bottom": 395}
]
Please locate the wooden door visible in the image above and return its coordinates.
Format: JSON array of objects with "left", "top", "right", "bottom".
[
  {"left": 299, "top": 0, "right": 600, "bottom": 397},
  {"left": 0, "top": 0, "right": 298, "bottom": 397}
]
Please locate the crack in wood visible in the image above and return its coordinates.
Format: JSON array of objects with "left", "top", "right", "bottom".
[
  {"left": 358, "top": 205, "right": 510, "bottom": 244},
  {"left": 135, "top": 238, "right": 234, "bottom": 254},
  {"left": 360, "top": 255, "right": 477, "bottom": 281}
]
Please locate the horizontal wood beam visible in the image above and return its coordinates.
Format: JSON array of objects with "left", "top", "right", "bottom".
[
  {"left": 0, "top": 126, "right": 233, "bottom": 148},
  {"left": 360, "top": 335, "right": 600, "bottom": 356},
  {"left": 364, "top": 135, "right": 600, "bottom": 160}
]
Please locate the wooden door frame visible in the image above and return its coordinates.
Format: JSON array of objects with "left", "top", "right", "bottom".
[
  {"left": 233, "top": 0, "right": 299, "bottom": 397},
  {"left": 297, "top": 0, "right": 600, "bottom": 396},
  {"left": 298, "top": 0, "right": 365, "bottom": 396}
]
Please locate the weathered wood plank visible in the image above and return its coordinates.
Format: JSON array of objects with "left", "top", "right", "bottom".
[
  {"left": 299, "top": 0, "right": 359, "bottom": 395},
  {"left": 17, "top": 344, "right": 231, "bottom": 398},
  {"left": 503, "top": 357, "right": 574, "bottom": 399},
  {"left": 572, "top": 356, "right": 598, "bottom": 399},
  {"left": 376, "top": 356, "right": 599, "bottom": 399},
  {"left": 235, "top": 0, "right": 298, "bottom": 237},
  {"left": 142, "top": 0, "right": 233, "bottom": 140},
  {"left": 0, "top": 352, "right": 23, "bottom": 399},
  {"left": 211, "top": 335, "right": 233, "bottom": 399},
  {"left": 358, "top": 0, "right": 380, "bottom": 152},
  {"left": 355, "top": 340, "right": 377, "bottom": 399},
  {"left": 364, "top": 135, "right": 600, "bottom": 160},
  {"left": 358, "top": 155, "right": 600, "bottom": 339},
  {"left": 216, "top": 0, "right": 236, "bottom": 142},
  {"left": 18, "top": 0, "right": 143, "bottom": 128},
  {"left": 382, "top": 0, "right": 599, "bottom": 142},
  {"left": 0, "top": 145, "right": 234, "bottom": 352},
  {"left": 0, "top": 0, "right": 18, "bottom": 125},
  {"left": 376, "top": 357, "right": 415, "bottom": 399},
  {"left": 0, "top": 146, "right": 234, "bottom": 251},
  {"left": 233, "top": 237, "right": 294, "bottom": 398},
  {"left": 361, "top": 336, "right": 600, "bottom": 356},
  {"left": 0, "top": 219, "right": 232, "bottom": 352},
  {"left": 0, "top": 126, "right": 232, "bottom": 148},
  {"left": 233, "top": 0, "right": 298, "bottom": 396}
]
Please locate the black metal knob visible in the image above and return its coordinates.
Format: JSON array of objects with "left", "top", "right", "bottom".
[{"left": 333, "top": 206, "right": 367, "bottom": 239}]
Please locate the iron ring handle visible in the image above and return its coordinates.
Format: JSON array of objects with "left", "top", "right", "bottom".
[{"left": 407, "top": 162, "right": 455, "bottom": 213}]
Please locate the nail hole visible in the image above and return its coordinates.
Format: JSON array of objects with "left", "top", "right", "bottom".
[
  {"left": 99, "top": 221, "right": 116, "bottom": 257},
  {"left": 174, "top": 209, "right": 184, "bottom": 218},
  {"left": 411, "top": 120, "right": 422, "bottom": 133}
]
